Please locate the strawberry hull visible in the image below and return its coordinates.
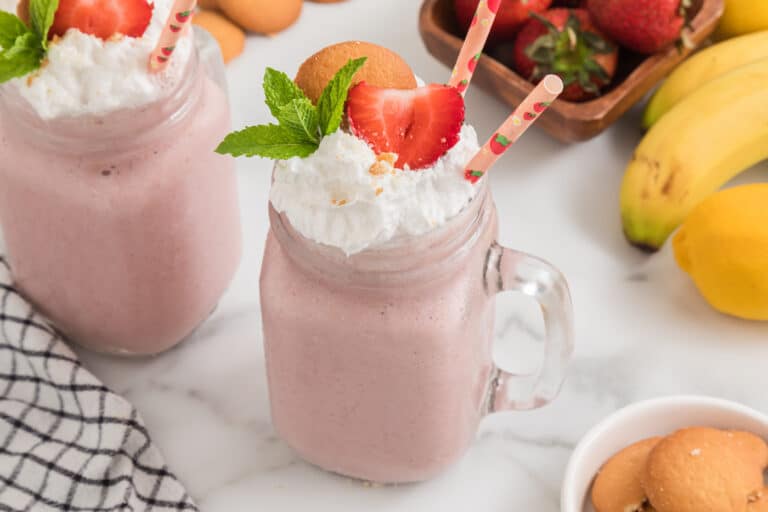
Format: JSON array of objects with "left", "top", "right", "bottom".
[{"left": 513, "top": 8, "right": 618, "bottom": 101}]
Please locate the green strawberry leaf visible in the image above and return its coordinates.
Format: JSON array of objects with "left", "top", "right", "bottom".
[
  {"left": 582, "top": 31, "right": 614, "bottom": 54},
  {"left": 0, "top": 31, "right": 44, "bottom": 83},
  {"left": 316, "top": 56, "right": 366, "bottom": 136},
  {"left": 276, "top": 98, "right": 320, "bottom": 144},
  {"left": 0, "top": 11, "right": 30, "bottom": 49},
  {"left": 529, "top": 12, "right": 558, "bottom": 32},
  {"left": 29, "top": 0, "right": 59, "bottom": 49},
  {"left": 263, "top": 67, "right": 308, "bottom": 118},
  {"left": 216, "top": 124, "right": 319, "bottom": 159}
]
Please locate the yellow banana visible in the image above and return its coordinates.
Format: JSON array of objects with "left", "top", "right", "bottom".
[
  {"left": 621, "top": 58, "right": 768, "bottom": 251},
  {"left": 643, "top": 31, "right": 768, "bottom": 129},
  {"left": 717, "top": 0, "right": 768, "bottom": 39}
]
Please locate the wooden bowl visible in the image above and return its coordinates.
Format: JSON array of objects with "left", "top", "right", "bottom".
[{"left": 419, "top": 0, "right": 725, "bottom": 143}]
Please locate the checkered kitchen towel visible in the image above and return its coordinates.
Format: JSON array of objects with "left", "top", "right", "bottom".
[{"left": 0, "top": 256, "right": 197, "bottom": 511}]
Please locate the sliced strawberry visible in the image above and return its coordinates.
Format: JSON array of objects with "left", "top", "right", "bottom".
[
  {"left": 346, "top": 83, "right": 465, "bottom": 170},
  {"left": 51, "top": 0, "right": 154, "bottom": 40}
]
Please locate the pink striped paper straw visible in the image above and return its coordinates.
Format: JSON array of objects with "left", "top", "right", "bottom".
[
  {"left": 149, "top": 0, "right": 197, "bottom": 73},
  {"left": 464, "top": 75, "right": 564, "bottom": 183},
  {"left": 448, "top": 0, "right": 499, "bottom": 96}
]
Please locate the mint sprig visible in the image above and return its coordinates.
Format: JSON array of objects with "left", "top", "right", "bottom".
[
  {"left": 0, "top": 0, "right": 59, "bottom": 83},
  {"left": 263, "top": 67, "right": 307, "bottom": 118},
  {"left": 277, "top": 98, "right": 320, "bottom": 144},
  {"left": 317, "top": 57, "right": 367, "bottom": 135},
  {"left": 215, "top": 124, "right": 319, "bottom": 159},
  {"left": 216, "top": 57, "right": 367, "bottom": 160}
]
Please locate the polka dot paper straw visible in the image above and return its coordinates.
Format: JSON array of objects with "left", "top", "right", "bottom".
[
  {"left": 464, "top": 75, "right": 564, "bottom": 184},
  {"left": 448, "top": 0, "right": 499, "bottom": 96},
  {"left": 149, "top": 0, "right": 197, "bottom": 73}
]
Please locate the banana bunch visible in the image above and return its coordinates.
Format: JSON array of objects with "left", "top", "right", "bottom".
[{"left": 621, "top": 32, "right": 768, "bottom": 251}]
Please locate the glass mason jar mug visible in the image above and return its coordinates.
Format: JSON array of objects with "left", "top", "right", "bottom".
[
  {"left": 260, "top": 181, "right": 574, "bottom": 483},
  {"left": 0, "top": 32, "right": 242, "bottom": 356}
]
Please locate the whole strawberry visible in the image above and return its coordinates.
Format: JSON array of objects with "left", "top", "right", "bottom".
[
  {"left": 454, "top": 0, "right": 553, "bottom": 45},
  {"left": 513, "top": 8, "right": 618, "bottom": 101},
  {"left": 587, "top": 0, "right": 688, "bottom": 54}
]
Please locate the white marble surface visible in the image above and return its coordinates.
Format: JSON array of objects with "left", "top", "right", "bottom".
[{"left": 4, "top": 0, "right": 768, "bottom": 509}]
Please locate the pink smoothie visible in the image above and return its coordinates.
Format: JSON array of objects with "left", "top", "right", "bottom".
[
  {"left": 261, "top": 190, "right": 499, "bottom": 483},
  {"left": 0, "top": 72, "right": 241, "bottom": 355}
]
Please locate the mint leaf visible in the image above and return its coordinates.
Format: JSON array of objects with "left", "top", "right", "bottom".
[
  {"left": 0, "top": 9, "right": 48, "bottom": 83},
  {"left": 0, "top": 31, "right": 43, "bottom": 82},
  {"left": 317, "top": 57, "right": 366, "bottom": 135},
  {"left": 0, "top": 11, "right": 30, "bottom": 49},
  {"left": 216, "top": 124, "right": 319, "bottom": 159},
  {"left": 263, "top": 67, "right": 307, "bottom": 118},
  {"left": 276, "top": 98, "right": 320, "bottom": 144},
  {"left": 29, "top": 0, "right": 59, "bottom": 49},
  {"left": 219, "top": 59, "right": 367, "bottom": 161}
]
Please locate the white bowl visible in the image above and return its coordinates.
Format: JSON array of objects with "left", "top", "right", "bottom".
[{"left": 561, "top": 395, "right": 768, "bottom": 512}]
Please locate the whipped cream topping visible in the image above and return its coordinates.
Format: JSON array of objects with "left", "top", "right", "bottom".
[
  {"left": 12, "top": 0, "right": 193, "bottom": 119},
  {"left": 270, "top": 125, "right": 481, "bottom": 255}
]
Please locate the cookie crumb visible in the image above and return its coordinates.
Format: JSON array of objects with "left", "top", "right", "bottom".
[
  {"left": 378, "top": 152, "right": 397, "bottom": 165},
  {"left": 25, "top": 61, "right": 46, "bottom": 86},
  {"left": 375, "top": 187, "right": 384, "bottom": 196},
  {"left": 331, "top": 199, "right": 348, "bottom": 207},
  {"left": 369, "top": 153, "right": 398, "bottom": 176}
]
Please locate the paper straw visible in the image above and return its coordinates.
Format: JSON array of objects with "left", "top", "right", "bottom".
[
  {"left": 149, "top": 0, "right": 197, "bottom": 73},
  {"left": 448, "top": 0, "right": 499, "bottom": 96},
  {"left": 464, "top": 75, "right": 564, "bottom": 183}
]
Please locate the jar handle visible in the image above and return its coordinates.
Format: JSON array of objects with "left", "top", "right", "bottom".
[{"left": 484, "top": 242, "right": 574, "bottom": 413}]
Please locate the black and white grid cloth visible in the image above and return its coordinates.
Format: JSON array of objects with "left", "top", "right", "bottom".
[{"left": 0, "top": 256, "right": 198, "bottom": 511}]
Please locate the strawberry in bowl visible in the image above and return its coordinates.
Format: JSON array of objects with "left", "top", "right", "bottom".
[
  {"left": 454, "top": 0, "right": 553, "bottom": 45},
  {"left": 512, "top": 8, "right": 618, "bottom": 102},
  {"left": 587, "top": 0, "right": 689, "bottom": 54}
]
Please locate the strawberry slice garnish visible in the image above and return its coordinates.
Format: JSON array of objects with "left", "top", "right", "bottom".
[
  {"left": 346, "top": 83, "right": 465, "bottom": 170},
  {"left": 50, "top": 0, "right": 154, "bottom": 40}
]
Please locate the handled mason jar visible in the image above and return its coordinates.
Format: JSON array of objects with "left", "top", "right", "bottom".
[
  {"left": 0, "top": 30, "right": 242, "bottom": 356},
  {"left": 260, "top": 180, "right": 573, "bottom": 483}
]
